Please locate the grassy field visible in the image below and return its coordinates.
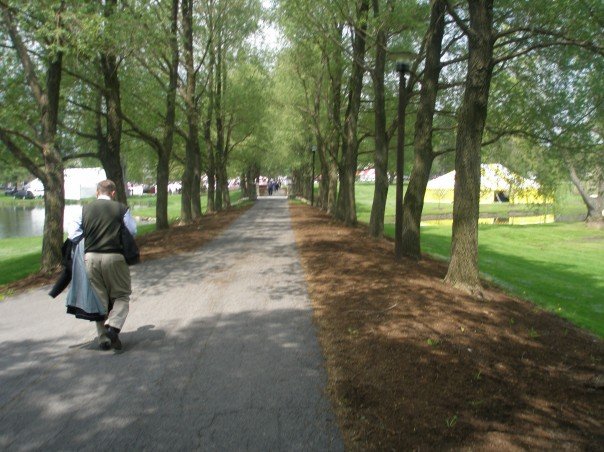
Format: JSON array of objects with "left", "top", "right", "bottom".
[
  {"left": 0, "top": 191, "right": 243, "bottom": 289},
  {"left": 0, "top": 235, "right": 43, "bottom": 286},
  {"left": 354, "top": 184, "right": 603, "bottom": 337},
  {"left": 354, "top": 183, "right": 584, "bottom": 222}
]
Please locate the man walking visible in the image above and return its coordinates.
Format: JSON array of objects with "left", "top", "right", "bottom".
[{"left": 68, "top": 179, "right": 137, "bottom": 350}]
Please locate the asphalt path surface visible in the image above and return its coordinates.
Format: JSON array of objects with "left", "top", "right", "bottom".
[{"left": 0, "top": 197, "right": 344, "bottom": 451}]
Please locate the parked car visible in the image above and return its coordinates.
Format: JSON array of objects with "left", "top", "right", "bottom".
[
  {"left": 4, "top": 187, "right": 18, "bottom": 196},
  {"left": 143, "top": 184, "right": 156, "bottom": 194},
  {"left": 25, "top": 179, "right": 44, "bottom": 197},
  {"left": 13, "top": 189, "right": 34, "bottom": 199}
]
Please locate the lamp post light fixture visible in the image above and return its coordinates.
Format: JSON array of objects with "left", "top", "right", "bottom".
[
  {"left": 394, "top": 61, "right": 409, "bottom": 260},
  {"left": 310, "top": 145, "right": 317, "bottom": 206}
]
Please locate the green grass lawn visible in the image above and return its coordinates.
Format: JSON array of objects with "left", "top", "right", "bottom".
[
  {"left": 0, "top": 191, "right": 244, "bottom": 290},
  {"left": 355, "top": 182, "right": 602, "bottom": 337},
  {"left": 0, "top": 235, "right": 43, "bottom": 286},
  {"left": 355, "top": 183, "right": 579, "bottom": 222}
]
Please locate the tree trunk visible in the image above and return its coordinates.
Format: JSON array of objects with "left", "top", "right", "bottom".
[
  {"left": 214, "top": 35, "right": 225, "bottom": 212},
  {"left": 327, "top": 160, "right": 338, "bottom": 214},
  {"left": 444, "top": 0, "right": 495, "bottom": 294},
  {"left": 99, "top": 0, "right": 127, "bottom": 204},
  {"left": 318, "top": 141, "right": 329, "bottom": 209},
  {"left": 394, "top": 67, "right": 409, "bottom": 260},
  {"left": 41, "top": 50, "right": 65, "bottom": 273},
  {"left": 180, "top": 0, "right": 200, "bottom": 223},
  {"left": 311, "top": 72, "right": 327, "bottom": 209},
  {"left": 221, "top": 163, "right": 231, "bottom": 208},
  {"left": 568, "top": 161, "right": 604, "bottom": 223},
  {"left": 156, "top": 0, "right": 179, "bottom": 230},
  {"left": 326, "top": 26, "right": 343, "bottom": 215},
  {"left": 336, "top": 0, "right": 369, "bottom": 226},
  {"left": 42, "top": 158, "right": 65, "bottom": 274},
  {"left": 240, "top": 171, "right": 247, "bottom": 195},
  {"left": 245, "top": 164, "right": 259, "bottom": 200},
  {"left": 191, "top": 148, "right": 202, "bottom": 219},
  {"left": 215, "top": 160, "right": 223, "bottom": 211},
  {"left": 401, "top": 0, "right": 446, "bottom": 259},
  {"left": 181, "top": 156, "right": 193, "bottom": 223},
  {"left": 156, "top": 151, "right": 171, "bottom": 230},
  {"left": 205, "top": 111, "right": 216, "bottom": 213},
  {"left": 369, "top": 0, "right": 388, "bottom": 238},
  {"left": 205, "top": 50, "right": 216, "bottom": 214}
]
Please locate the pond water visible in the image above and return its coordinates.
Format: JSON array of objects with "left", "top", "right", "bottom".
[
  {"left": 420, "top": 214, "right": 556, "bottom": 227},
  {"left": 0, "top": 205, "right": 83, "bottom": 239}
]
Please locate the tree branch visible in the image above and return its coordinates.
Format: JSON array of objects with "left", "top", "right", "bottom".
[
  {"left": 433, "top": 147, "right": 455, "bottom": 157},
  {"left": 0, "top": 3, "right": 45, "bottom": 108},
  {"left": 62, "top": 67, "right": 105, "bottom": 92},
  {"left": 227, "top": 131, "right": 252, "bottom": 155},
  {"left": 0, "top": 129, "right": 46, "bottom": 181},
  {"left": 495, "top": 39, "right": 604, "bottom": 64},
  {"left": 0, "top": 126, "right": 43, "bottom": 150},
  {"left": 121, "top": 112, "right": 162, "bottom": 153},
  {"left": 444, "top": 1, "right": 475, "bottom": 39},
  {"left": 62, "top": 152, "right": 98, "bottom": 162}
]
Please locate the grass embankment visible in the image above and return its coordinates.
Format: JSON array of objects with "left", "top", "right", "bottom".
[
  {"left": 355, "top": 184, "right": 603, "bottom": 337},
  {"left": 0, "top": 236, "right": 43, "bottom": 286},
  {"left": 0, "top": 191, "right": 243, "bottom": 289}
]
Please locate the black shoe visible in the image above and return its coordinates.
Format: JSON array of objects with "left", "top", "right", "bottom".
[
  {"left": 106, "top": 326, "right": 123, "bottom": 350},
  {"left": 99, "top": 341, "right": 111, "bottom": 351}
]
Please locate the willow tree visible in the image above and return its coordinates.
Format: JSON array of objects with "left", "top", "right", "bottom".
[
  {"left": 120, "top": 0, "right": 180, "bottom": 230},
  {"left": 277, "top": 0, "right": 373, "bottom": 223},
  {"left": 98, "top": 0, "right": 128, "bottom": 204},
  {"left": 0, "top": 2, "right": 66, "bottom": 272},
  {"left": 180, "top": 0, "right": 203, "bottom": 223},
  {"left": 270, "top": 47, "right": 317, "bottom": 200},
  {"left": 368, "top": 0, "right": 427, "bottom": 239},
  {"left": 443, "top": 0, "right": 495, "bottom": 294},
  {"left": 441, "top": 0, "right": 604, "bottom": 292},
  {"left": 276, "top": 0, "right": 346, "bottom": 214},
  {"left": 367, "top": 0, "right": 390, "bottom": 238},
  {"left": 335, "top": 0, "right": 370, "bottom": 226},
  {"left": 207, "top": 0, "right": 262, "bottom": 211},
  {"left": 400, "top": 0, "right": 447, "bottom": 257}
]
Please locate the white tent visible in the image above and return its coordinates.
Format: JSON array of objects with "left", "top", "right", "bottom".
[
  {"left": 28, "top": 168, "right": 107, "bottom": 200},
  {"left": 425, "top": 163, "right": 543, "bottom": 204},
  {"left": 64, "top": 168, "right": 106, "bottom": 199}
]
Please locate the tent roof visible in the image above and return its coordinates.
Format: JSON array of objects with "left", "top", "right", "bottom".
[
  {"left": 427, "top": 163, "right": 540, "bottom": 190},
  {"left": 64, "top": 167, "right": 106, "bottom": 181}
]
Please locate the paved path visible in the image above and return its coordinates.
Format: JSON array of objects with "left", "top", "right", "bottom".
[{"left": 0, "top": 197, "right": 343, "bottom": 451}]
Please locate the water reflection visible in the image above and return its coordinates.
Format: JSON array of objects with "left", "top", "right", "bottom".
[
  {"left": 0, "top": 205, "right": 83, "bottom": 239},
  {"left": 421, "top": 214, "right": 555, "bottom": 227}
]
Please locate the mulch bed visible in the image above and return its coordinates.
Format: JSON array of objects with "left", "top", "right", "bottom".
[{"left": 289, "top": 203, "right": 603, "bottom": 451}]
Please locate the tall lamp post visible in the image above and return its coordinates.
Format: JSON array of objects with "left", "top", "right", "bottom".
[
  {"left": 394, "top": 61, "right": 409, "bottom": 260},
  {"left": 310, "top": 145, "right": 316, "bottom": 206}
]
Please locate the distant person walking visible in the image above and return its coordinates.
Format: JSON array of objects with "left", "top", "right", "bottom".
[{"left": 68, "top": 180, "right": 137, "bottom": 350}]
